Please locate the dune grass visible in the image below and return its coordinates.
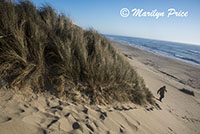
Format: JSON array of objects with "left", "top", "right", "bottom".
[{"left": 0, "top": 0, "right": 154, "bottom": 105}]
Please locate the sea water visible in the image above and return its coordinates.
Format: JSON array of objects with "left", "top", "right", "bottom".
[{"left": 105, "top": 34, "right": 200, "bottom": 66}]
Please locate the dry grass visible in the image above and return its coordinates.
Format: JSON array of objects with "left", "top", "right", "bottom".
[{"left": 0, "top": 0, "right": 154, "bottom": 105}]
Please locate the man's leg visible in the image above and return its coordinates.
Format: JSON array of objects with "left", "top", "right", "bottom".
[
  {"left": 159, "top": 95, "right": 164, "bottom": 102},
  {"left": 159, "top": 96, "right": 162, "bottom": 102}
]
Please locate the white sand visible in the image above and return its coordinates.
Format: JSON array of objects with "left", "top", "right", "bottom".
[{"left": 0, "top": 43, "right": 200, "bottom": 134}]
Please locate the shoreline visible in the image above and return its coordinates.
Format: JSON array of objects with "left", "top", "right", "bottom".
[
  {"left": 105, "top": 35, "right": 200, "bottom": 67},
  {"left": 128, "top": 43, "right": 200, "bottom": 67},
  {"left": 113, "top": 42, "right": 200, "bottom": 90}
]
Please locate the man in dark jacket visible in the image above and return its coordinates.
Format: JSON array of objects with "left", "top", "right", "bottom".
[{"left": 157, "top": 86, "right": 167, "bottom": 102}]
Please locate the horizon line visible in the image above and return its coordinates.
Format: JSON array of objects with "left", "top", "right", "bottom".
[{"left": 103, "top": 33, "right": 200, "bottom": 46}]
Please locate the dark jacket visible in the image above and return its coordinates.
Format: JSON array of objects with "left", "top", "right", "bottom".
[{"left": 157, "top": 86, "right": 167, "bottom": 97}]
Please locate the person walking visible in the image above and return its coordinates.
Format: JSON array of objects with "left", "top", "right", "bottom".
[{"left": 157, "top": 86, "right": 167, "bottom": 102}]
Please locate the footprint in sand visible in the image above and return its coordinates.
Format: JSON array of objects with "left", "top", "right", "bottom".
[
  {"left": 113, "top": 106, "right": 136, "bottom": 111},
  {"left": 19, "top": 108, "right": 25, "bottom": 113},
  {"left": 47, "top": 119, "right": 59, "bottom": 128},
  {"left": 23, "top": 104, "right": 29, "bottom": 108},
  {"left": 155, "top": 103, "right": 162, "bottom": 110},
  {"left": 51, "top": 105, "right": 63, "bottom": 111},
  {"left": 100, "top": 114, "right": 106, "bottom": 120},
  {"left": 85, "top": 115, "right": 89, "bottom": 120},
  {"left": 46, "top": 105, "right": 63, "bottom": 116},
  {"left": 64, "top": 113, "right": 71, "bottom": 118},
  {"left": 168, "top": 127, "right": 175, "bottom": 134},
  {"left": 93, "top": 121, "right": 98, "bottom": 128},
  {"left": 72, "top": 122, "right": 81, "bottom": 129},
  {"left": 39, "top": 128, "right": 47, "bottom": 134},
  {"left": 0, "top": 116, "right": 12, "bottom": 123},
  {"left": 145, "top": 107, "right": 154, "bottom": 112},
  {"left": 96, "top": 109, "right": 107, "bottom": 121},
  {"left": 82, "top": 108, "right": 88, "bottom": 114},
  {"left": 121, "top": 106, "right": 131, "bottom": 111},
  {"left": 43, "top": 112, "right": 58, "bottom": 119},
  {"left": 120, "top": 127, "right": 125, "bottom": 134},
  {"left": 108, "top": 109, "right": 113, "bottom": 112},
  {"left": 120, "top": 124, "right": 125, "bottom": 129},
  {"left": 85, "top": 123, "right": 94, "bottom": 132},
  {"left": 120, "top": 125, "right": 126, "bottom": 134}
]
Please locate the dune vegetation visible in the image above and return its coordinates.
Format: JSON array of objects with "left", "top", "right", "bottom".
[{"left": 0, "top": 0, "right": 154, "bottom": 105}]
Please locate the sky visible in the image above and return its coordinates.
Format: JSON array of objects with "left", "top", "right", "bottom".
[{"left": 31, "top": 0, "right": 200, "bottom": 45}]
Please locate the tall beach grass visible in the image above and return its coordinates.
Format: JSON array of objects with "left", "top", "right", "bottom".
[{"left": 0, "top": 0, "right": 154, "bottom": 105}]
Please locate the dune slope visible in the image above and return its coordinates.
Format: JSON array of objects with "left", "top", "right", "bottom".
[{"left": 0, "top": 0, "right": 153, "bottom": 105}]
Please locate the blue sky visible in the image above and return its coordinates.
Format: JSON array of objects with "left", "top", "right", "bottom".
[{"left": 31, "top": 0, "right": 200, "bottom": 45}]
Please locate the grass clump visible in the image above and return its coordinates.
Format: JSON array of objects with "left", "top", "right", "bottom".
[{"left": 0, "top": 0, "right": 154, "bottom": 105}]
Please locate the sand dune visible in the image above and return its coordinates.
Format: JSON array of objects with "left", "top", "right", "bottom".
[{"left": 1, "top": 43, "right": 200, "bottom": 134}]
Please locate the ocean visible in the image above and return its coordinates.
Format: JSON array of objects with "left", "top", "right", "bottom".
[{"left": 105, "top": 34, "right": 200, "bottom": 66}]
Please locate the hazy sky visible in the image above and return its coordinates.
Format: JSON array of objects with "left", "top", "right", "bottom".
[{"left": 32, "top": 0, "right": 200, "bottom": 45}]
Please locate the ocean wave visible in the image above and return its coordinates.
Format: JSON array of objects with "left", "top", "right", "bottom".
[
  {"left": 174, "top": 54, "right": 200, "bottom": 64},
  {"left": 188, "top": 50, "right": 200, "bottom": 55}
]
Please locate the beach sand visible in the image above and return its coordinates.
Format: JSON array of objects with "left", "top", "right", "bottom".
[{"left": 0, "top": 42, "right": 200, "bottom": 134}]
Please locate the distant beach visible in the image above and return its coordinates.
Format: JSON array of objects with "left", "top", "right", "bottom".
[{"left": 105, "top": 34, "right": 200, "bottom": 66}]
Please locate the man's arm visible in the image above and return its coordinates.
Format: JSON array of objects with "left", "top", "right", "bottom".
[{"left": 157, "top": 89, "right": 160, "bottom": 94}]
